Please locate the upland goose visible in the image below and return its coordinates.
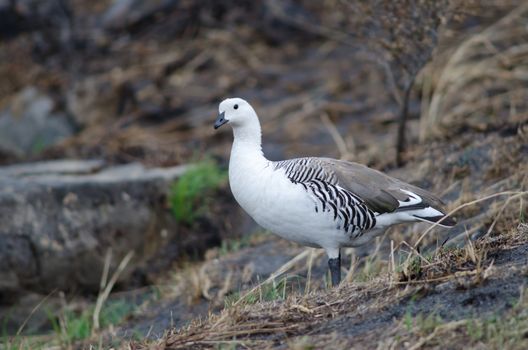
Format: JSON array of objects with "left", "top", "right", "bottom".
[{"left": 214, "top": 98, "right": 455, "bottom": 286}]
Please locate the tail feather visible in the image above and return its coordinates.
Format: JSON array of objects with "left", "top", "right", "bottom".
[
  {"left": 413, "top": 213, "right": 456, "bottom": 227},
  {"left": 396, "top": 190, "right": 456, "bottom": 227},
  {"left": 375, "top": 189, "right": 456, "bottom": 228}
]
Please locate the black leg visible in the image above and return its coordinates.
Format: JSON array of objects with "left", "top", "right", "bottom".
[{"left": 328, "top": 253, "right": 341, "bottom": 287}]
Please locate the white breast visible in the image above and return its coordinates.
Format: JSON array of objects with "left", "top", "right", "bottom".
[{"left": 228, "top": 150, "right": 340, "bottom": 248}]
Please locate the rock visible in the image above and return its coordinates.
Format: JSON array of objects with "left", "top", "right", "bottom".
[
  {"left": 0, "top": 159, "right": 191, "bottom": 296},
  {"left": 101, "top": 0, "right": 179, "bottom": 31},
  {"left": 0, "top": 87, "right": 76, "bottom": 157},
  {"left": 0, "top": 0, "right": 26, "bottom": 40},
  {"left": 0, "top": 0, "right": 72, "bottom": 40}
]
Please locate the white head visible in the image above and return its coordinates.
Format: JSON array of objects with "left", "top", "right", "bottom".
[{"left": 214, "top": 98, "right": 258, "bottom": 130}]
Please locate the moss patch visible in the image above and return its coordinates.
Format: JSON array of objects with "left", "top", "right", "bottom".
[{"left": 169, "top": 159, "right": 227, "bottom": 225}]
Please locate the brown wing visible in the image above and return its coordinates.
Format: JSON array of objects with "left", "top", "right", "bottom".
[{"left": 313, "top": 158, "right": 445, "bottom": 214}]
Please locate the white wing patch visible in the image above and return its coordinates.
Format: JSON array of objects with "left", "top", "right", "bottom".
[{"left": 397, "top": 189, "right": 422, "bottom": 207}]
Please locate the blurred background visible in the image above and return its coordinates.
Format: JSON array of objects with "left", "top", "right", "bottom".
[{"left": 0, "top": 0, "right": 527, "bottom": 348}]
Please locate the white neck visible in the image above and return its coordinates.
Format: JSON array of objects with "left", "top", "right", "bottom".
[
  {"left": 231, "top": 112, "right": 266, "bottom": 160},
  {"left": 228, "top": 110, "right": 273, "bottom": 218}
]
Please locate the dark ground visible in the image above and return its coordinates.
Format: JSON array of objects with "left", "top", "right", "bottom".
[{"left": 158, "top": 225, "right": 528, "bottom": 349}]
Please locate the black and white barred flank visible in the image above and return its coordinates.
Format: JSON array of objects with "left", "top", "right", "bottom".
[
  {"left": 274, "top": 158, "right": 377, "bottom": 237},
  {"left": 274, "top": 158, "right": 337, "bottom": 184}
]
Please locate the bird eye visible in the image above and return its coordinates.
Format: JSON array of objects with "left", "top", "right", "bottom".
[{"left": 234, "top": 104, "right": 239, "bottom": 110}]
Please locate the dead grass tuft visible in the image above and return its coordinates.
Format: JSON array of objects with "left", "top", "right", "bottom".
[
  {"left": 419, "top": 2, "right": 528, "bottom": 140},
  {"left": 137, "top": 221, "right": 528, "bottom": 349},
  {"left": 399, "top": 226, "right": 523, "bottom": 286}
]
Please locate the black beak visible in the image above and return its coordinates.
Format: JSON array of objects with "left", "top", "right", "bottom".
[{"left": 214, "top": 111, "right": 228, "bottom": 129}]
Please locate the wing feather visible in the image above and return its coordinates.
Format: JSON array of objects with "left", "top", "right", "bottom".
[{"left": 275, "top": 157, "right": 445, "bottom": 214}]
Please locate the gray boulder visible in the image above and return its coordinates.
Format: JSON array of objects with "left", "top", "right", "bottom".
[
  {"left": 0, "top": 159, "right": 189, "bottom": 295},
  {"left": 0, "top": 87, "right": 75, "bottom": 158}
]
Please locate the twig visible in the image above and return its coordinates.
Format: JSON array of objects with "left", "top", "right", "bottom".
[
  {"left": 93, "top": 251, "right": 135, "bottom": 332},
  {"left": 389, "top": 240, "right": 396, "bottom": 287},
  {"left": 320, "top": 112, "right": 355, "bottom": 160},
  {"left": 403, "top": 191, "right": 528, "bottom": 271},
  {"left": 414, "top": 191, "right": 527, "bottom": 248},
  {"left": 305, "top": 248, "right": 315, "bottom": 295},
  {"left": 99, "top": 249, "right": 112, "bottom": 294},
  {"left": 231, "top": 249, "right": 313, "bottom": 307},
  {"left": 345, "top": 250, "right": 358, "bottom": 283},
  {"left": 407, "top": 320, "right": 467, "bottom": 350},
  {"left": 205, "top": 249, "right": 319, "bottom": 330},
  {"left": 483, "top": 193, "right": 524, "bottom": 237},
  {"left": 396, "top": 77, "right": 416, "bottom": 166},
  {"left": 16, "top": 290, "right": 57, "bottom": 336}
]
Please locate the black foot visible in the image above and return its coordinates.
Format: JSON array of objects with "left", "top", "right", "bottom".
[{"left": 328, "top": 253, "right": 341, "bottom": 287}]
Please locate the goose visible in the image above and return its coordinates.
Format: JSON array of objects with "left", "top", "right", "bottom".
[{"left": 214, "top": 97, "right": 455, "bottom": 286}]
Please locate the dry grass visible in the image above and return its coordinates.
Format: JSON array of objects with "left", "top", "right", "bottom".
[
  {"left": 399, "top": 221, "right": 526, "bottom": 286},
  {"left": 142, "top": 222, "right": 528, "bottom": 350},
  {"left": 419, "top": 1, "right": 528, "bottom": 140}
]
